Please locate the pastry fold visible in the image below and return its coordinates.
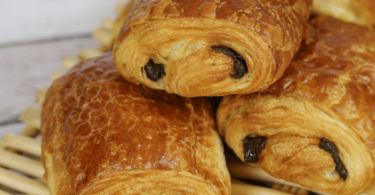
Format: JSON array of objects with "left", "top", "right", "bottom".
[
  {"left": 41, "top": 53, "right": 230, "bottom": 195},
  {"left": 217, "top": 17, "right": 375, "bottom": 195},
  {"left": 313, "top": 0, "right": 375, "bottom": 27},
  {"left": 113, "top": 0, "right": 312, "bottom": 97}
]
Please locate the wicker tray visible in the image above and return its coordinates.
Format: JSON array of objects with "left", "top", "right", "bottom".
[
  {"left": 1, "top": 2, "right": 374, "bottom": 195},
  {"left": 0, "top": 132, "right": 311, "bottom": 195}
]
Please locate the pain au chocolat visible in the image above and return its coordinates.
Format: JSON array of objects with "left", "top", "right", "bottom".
[
  {"left": 313, "top": 0, "right": 375, "bottom": 27},
  {"left": 41, "top": 53, "right": 231, "bottom": 195},
  {"left": 217, "top": 17, "right": 375, "bottom": 195},
  {"left": 113, "top": 0, "right": 312, "bottom": 97}
]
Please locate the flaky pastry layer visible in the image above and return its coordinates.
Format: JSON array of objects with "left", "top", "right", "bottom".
[
  {"left": 217, "top": 17, "right": 375, "bottom": 195},
  {"left": 41, "top": 53, "right": 230, "bottom": 195},
  {"left": 313, "top": 0, "right": 375, "bottom": 27},
  {"left": 113, "top": 0, "right": 312, "bottom": 97}
]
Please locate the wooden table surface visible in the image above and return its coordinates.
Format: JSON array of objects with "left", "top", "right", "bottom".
[{"left": 0, "top": 0, "right": 125, "bottom": 139}]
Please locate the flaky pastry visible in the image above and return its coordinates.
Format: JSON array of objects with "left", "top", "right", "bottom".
[
  {"left": 113, "top": 0, "right": 312, "bottom": 97},
  {"left": 313, "top": 0, "right": 375, "bottom": 27},
  {"left": 41, "top": 53, "right": 230, "bottom": 195},
  {"left": 217, "top": 17, "right": 375, "bottom": 195}
]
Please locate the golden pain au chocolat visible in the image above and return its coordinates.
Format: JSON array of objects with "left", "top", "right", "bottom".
[
  {"left": 41, "top": 53, "right": 230, "bottom": 195},
  {"left": 217, "top": 17, "right": 375, "bottom": 195},
  {"left": 113, "top": 0, "right": 312, "bottom": 97}
]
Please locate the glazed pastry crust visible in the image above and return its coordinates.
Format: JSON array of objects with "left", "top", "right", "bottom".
[
  {"left": 113, "top": 0, "right": 312, "bottom": 97},
  {"left": 41, "top": 53, "right": 230, "bottom": 195},
  {"left": 217, "top": 17, "right": 375, "bottom": 195},
  {"left": 313, "top": 0, "right": 375, "bottom": 27}
]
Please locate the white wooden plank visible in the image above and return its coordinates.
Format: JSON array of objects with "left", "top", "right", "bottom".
[
  {"left": 0, "top": 37, "right": 98, "bottom": 123},
  {"left": 0, "top": 0, "right": 127, "bottom": 45}
]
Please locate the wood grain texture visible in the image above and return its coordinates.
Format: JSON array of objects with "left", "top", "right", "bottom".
[
  {"left": 0, "top": 37, "right": 97, "bottom": 124},
  {"left": 0, "top": 0, "right": 127, "bottom": 46}
]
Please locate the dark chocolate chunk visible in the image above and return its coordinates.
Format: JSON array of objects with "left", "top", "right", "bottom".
[
  {"left": 232, "top": 57, "right": 247, "bottom": 78},
  {"left": 211, "top": 46, "right": 237, "bottom": 57},
  {"left": 144, "top": 60, "right": 165, "bottom": 81},
  {"left": 243, "top": 136, "right": 267, "bottom": 163},
  {"left": 320, "top": 138, "right": 338, "bottom": 154},
  {"left": 320, "top": 138, "right": 348, "bottom": 180},
  {"left": 211, "top": 46, "right": 248, "bottom": 79}
]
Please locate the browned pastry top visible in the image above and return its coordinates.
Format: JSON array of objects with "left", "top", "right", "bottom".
[
  {"left": 120, "top": 0, "right": 312, "bottom": 44},
  {"left": 217, "top": 17, "right": 375, "bottom": 195},
  {"left": 220, "top": 16, "right": 375, "bottom": 135},
  {"left": 41, "top": 53, "right": 230, "bottom": 195},
  {"left": 220, "top": 16, "right": 375, "bottom": 157},
  {"left": 268, "top": 17, "right": 375, "bottom": 151}
]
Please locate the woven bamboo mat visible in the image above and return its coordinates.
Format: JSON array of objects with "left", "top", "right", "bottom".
[{"left": 1, "top": 2, "right": 374, "bottom": 195}]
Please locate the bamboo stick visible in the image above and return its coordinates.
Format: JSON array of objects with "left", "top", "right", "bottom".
[
  {"left": 0, "top": 189, "right": 10, "bottom": 195},
  {"left": 34, "top": 87, "right": 48, "bottom": 105},
  {"left": 50, "top": 70, "right": 64, "bottom": 82},
  {"left": 97, "top": 44, "right": 111, "bottom": 53},
  {"left": 0, "top": 167, "right": 49, "bottom": 195},
  {"left": 228, "top": 162, "right": 291, "bottom": 185},
  {"left": 273, "top": 183, "right": 282, "bottom": 190},
  {"left": 20, "top": 125, "right": 39, "bottom": 138},
  {"left": 296, "top": 188, "right": 309, "bottom": 195},
  {"left": 18, "top": 107, "right": 41, "bottom": 129},
  {"left": 62, "top": 55, "right": 80, "bottom": 70},
  {"left": 227, "top": 162, "right": 327, "bottom": 195},
  {"left": 0, "top": 134, "right": 41, "bottom": 157},
  {"left": 4, "top": 125, "right": 39, "bottom": 153},
  {"left": 272, "top": 184, "right": 309, "bottom": 195},
  {"left": 36, "top": 177, "right": 47, "bottom": 185},
  {"left": 280, "top": 185, "right": 292, "bottom": 192},
  {"left": 115, "top": 3, "right": 125, "bottom": 15},
  {"left": 231, "top": 178, "right": 291, "bottom": 195},
  {"left": 0, "top": 184, "right": 15, "bottom": 193},
  {"left": 102, "top": 18, "right": 114, "bottom": 30},
  {"left": 78, "top": 49, "right": 103, "bottom": 60},
  {"left": 289, "top": 187, "right": 299, "bottom": 194},
  {"left": 0, "top": 149, "right": 44, "bottom": 178},
  {"left": 93, "top": 28, "right": 112, "bottom": 47}
]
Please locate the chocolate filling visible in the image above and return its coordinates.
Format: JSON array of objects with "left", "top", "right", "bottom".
[
  {"left": 144, "top": 60, "right": 165, "bottom": 81},
  {"left": 243, "top": 136, "right": 267, "bottom": 163},
  {"left": 211, "top": 46, "right": 248, "bottom": 78},
  {"left": 319, "top": 138, "right": 348, "bottom": 180}
]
